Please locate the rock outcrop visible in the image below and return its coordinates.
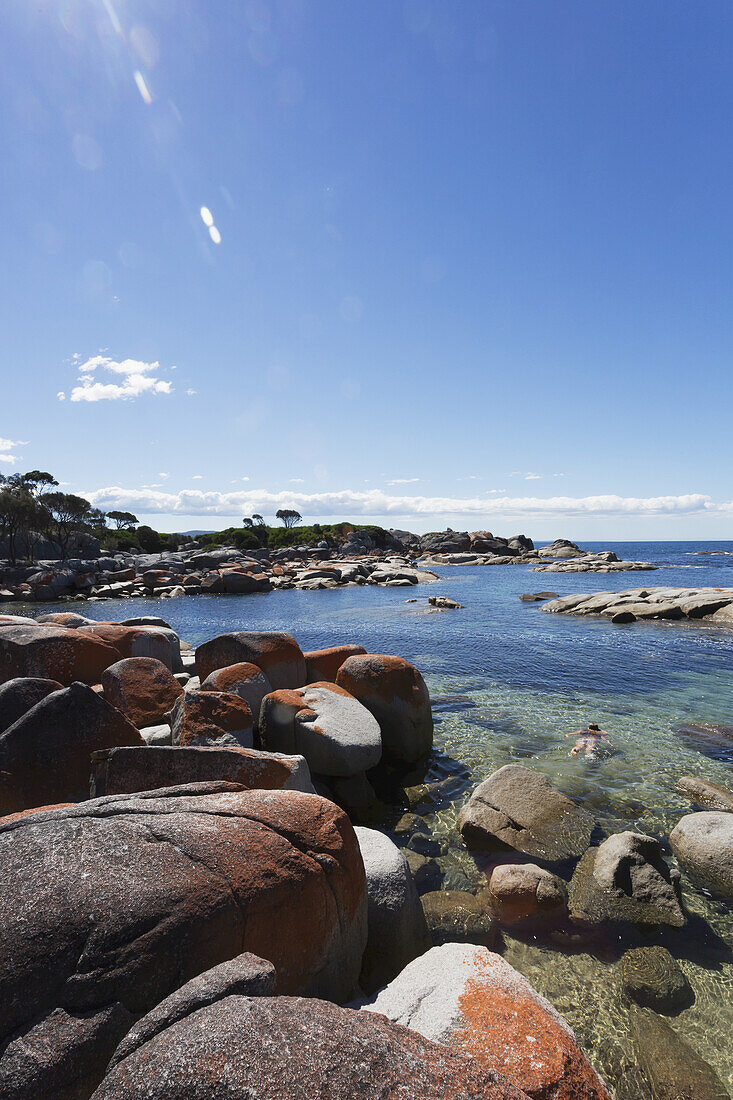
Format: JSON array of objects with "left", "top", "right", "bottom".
[
  {"left": 92, "top": 994, "right": 530, "bottom": 1100},
  {"left": 168, "top": 690, "right": 254, "bottom": 748},
  {"left": 354, "top": 826, "right": 431, "bottom": 993},
  {"left": 90, "top": 745, "right": 315, "bottom": 797},
  {"left": 260, "top": 683, "right": 382, "bottom": 777},
  {"left": 335, "top": 653, "right": 433, "bottom": 765},
  {"left": 362, "top": 944, "right": 613, "bottom": 1100},
  {"left": 195, "top": 631, "right": 307, "bottom": 688},
  {"left": 0, "top": 623, "right": 120, "bottom": 685},
  {"left": 0, "top": 676, "right": 63, "bottom": 732},
  {"left": 568, "top": 831, "right": 685, "bottom": 927},
  {"left": 0, "top": 784, "right": 367, "bottom": 1097},
  {"left": 0, "top": 682, "right": 143, "bottom": 812}
]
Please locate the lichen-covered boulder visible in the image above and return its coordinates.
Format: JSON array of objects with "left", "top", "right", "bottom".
[
  {"left": 0, "top": 676, "right": 63, "bottom": 732},
  {"left": 102, "top": 657, "right": 183, "bottom": 728},
  {"left": 354, "top": 826, "right": 431, "bottom": 993},
  {"left": 669, "top": 812, "right": 733, "bottom": 901},
  {"left": 362, "top": 944, "right": 613, "bottom": 1100},
  {"left": 169, "top": 690, "right": 253, "bottom": 748},
  {"left": 0, "top": 682, "right": 143, "bottom": 813},
  {"left": 195, "top": 631, "right": 306, "bottom": 688},
  {"left": 91, "top": 995, "right": 530, "bottom": 1100},
  {"left": 90, "top": 745, "right": 315, "bottom": 798},
  {"left": 335, "top": 653, "right": 433, "bottom": 765},
  {"left": 0, "top": 784, "right": 367, "bottom": 1098},
  {"left": 78, "top": 624, "right": 176, "bottom": 670},
  {"left": 457, "top": 765, "right": 594, "bottom": 862},
  {"left": 0, "top": 624, "right": 120, "bottom": 686},
  {"left": 569, "top": 831, "right": 686, "bottom": 927},
  {"left": 200, "top": 661, "right": 272, "bottom": 728},
  {"left": 304, "top": 644, "right": 367, "bottom": 684},
  {"left": 260, "top": 683, "right": 382, "bottom": 777}
]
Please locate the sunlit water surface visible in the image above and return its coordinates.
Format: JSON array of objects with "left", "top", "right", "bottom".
[{"left": 28, "top": 541, "right": 733, "bottom": 1095}]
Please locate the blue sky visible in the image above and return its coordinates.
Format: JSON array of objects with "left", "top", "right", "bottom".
[{"left": 3, "top": 0, "right": 732, "bottom": 538}]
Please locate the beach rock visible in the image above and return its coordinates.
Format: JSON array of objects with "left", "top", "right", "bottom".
[
  {"left": 669, "top": 812, "right": 733, "bottom": 901},
  {"left": 675, "top": 775, "right": 733, "bottom": 812},
  {"left": 140, "top": 723, "right": 172, "bottom": 746},
  {"left": 259, "top": 683, "right": 382, "bottom": 777},
  {"left": 107, "top": 953, "right": 277, "bottom": 1070},
  {"left": 428, "top": 595, "right": 463, "bottom": 609},
  {"left": 0, "top": 624, "right": 120, "bottom": 686},
  {"left": 0, "top": 683, "right": 143, "bottom": 813},
  {"left": 568, "top": 831, "right": 685, "bottom": 927},
  {"left": 335, "top": 653, "right": 433, "bottom": 765},
  {"left": 0, "top": 676, "right": 63, "bottom": 732},
  {"left": 102, "top": 657, "right": 183, "bottom": 728},
  {"left": 328, "top": 771, "right": 386, "bottom": 824},
  {"left": 354, "top": 826, "right": 431, "bottom": 993},
  {"left": 200, "top": 661, "right": 272, "bottom": 728},
  {"left": 90, "top": 745, "right": 315, "bottom": 797},
  {"left": 630, "top": 1008, "right": 729, "bottom": 1099},
  {"left": 304, "top": 644, "right": 367, "bottom": 683},
  {"left": 421, "top": 891, "right": 496, "bottom": 946},
  {"left": 487, "top": 862, "right": 568, "bottom": 923},
  {"left": 169, "top": 690, "right": 254, "bottom": 749},
  {"left": 362, "top": 943, "right": 613, "bottom": 1100},
  {"left": 92, "top": 994, "right": 530, "bottom": 1100},
  {"left": 78, "top": 624, "right": 175, "bottom": 669},
  {"left": 404, "top": 850, "right": 444, "bottom": 893},
  {"left": 620, "top": 946, "right": 693, "bottom": 1014},
  {"left": 195, "top": 631, "right": 306, "bottom": 688},
  {"left": 37, "top": 612, "right": 94, "bottom": 627},
  {"left": 0, "top": 785, "right": 367, "bottom": 1097},
  {"left": 457, "top": 765, "right": 594, "bottom": 862}
]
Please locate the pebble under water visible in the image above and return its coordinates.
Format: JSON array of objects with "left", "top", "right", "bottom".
[{"left": 29, "top": 540, "right": 733, "bottom": 1097}]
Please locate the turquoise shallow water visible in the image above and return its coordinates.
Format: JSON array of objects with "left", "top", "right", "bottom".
[{"left": 25, "top": 540, "right": 733, "bottom": 1095}]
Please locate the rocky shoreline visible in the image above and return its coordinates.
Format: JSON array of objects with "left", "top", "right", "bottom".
[
  {"left": 0, "top": 615, "right": 731, "bottom": 1098},
  {"left": 0, "top": 532, "right": 656, "bottom": 605},
  {"left": 541, "top": 586, "right": 733, "bottom": 626}
]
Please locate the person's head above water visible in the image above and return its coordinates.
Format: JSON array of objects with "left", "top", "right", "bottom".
[{"left": 587, "top": 723, "right": 600, "bottom": 732}]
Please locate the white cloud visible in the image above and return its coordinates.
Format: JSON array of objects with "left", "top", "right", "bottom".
[
  {"left": 0, "top": 438, "right": 29, "bottom": 465},
  {"left": 80, "top": 487, "right": 717, "bottom": 521},
  {"left": 192, "top": 474, "right": 203, "bottom": 480},
  {"left": 158, "top": 472, "right": 170, "bottom": 480},
  {"left": 63, "top": 355, "right": 175, "bottom": 403},
  {"left": 289, "top": 477, "right": 305, "bottom": 483},
  {"left": 386, "top": 478, "right": 421, "bottom": 485},
  {"left": 186, "top": 388, "right": 196, "bottom": 396},
  {"left": 524, "top": 473, "right": 542, "bottom": 480}
]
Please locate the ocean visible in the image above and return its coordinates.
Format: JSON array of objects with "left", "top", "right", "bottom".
[{"left": 27, "top": 540, "right": 733, "bottom": 1094}]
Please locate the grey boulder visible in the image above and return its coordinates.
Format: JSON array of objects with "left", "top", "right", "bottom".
[{"left": 669, "top": 812, "right": 733, "bottom": 901}]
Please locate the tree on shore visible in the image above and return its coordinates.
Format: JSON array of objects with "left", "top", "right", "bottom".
[
  {"left": 0, "top": 470, "right": 60, "bottom": 564},
  {"left": 276, "top": 508, "right": 302, "bottom": 529},
  {"left": 252, "top": 514, "right": 265, "bottom": 527},
  {"left": 107, "top": 510, "right": 138, "bottom": 530},
  {"left": 44, "top": 492, "right": 93, "bottom": 559}
]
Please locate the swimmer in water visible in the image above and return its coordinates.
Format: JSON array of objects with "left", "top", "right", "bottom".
[{"left": 566, "top": 722, "right": 612, "bottom": 757}]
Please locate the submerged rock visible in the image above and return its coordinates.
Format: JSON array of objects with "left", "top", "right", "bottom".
[
  {"left": 457, "top": 764, "right": 594, "bottom": 862},
  {"left": 630, "top": 1008, "right": 729, "bottom": 1099},
  {"left": 421, "top": 890, "right": 496, "bottom": 946},
  {"left": 362, "top": 943, "right": 613, "bottom": 1100},
  {"left": 675, "top": 775, "right": 733, "bottom": 813},
  {"left": 568, "top": 831, "right": 685, "bottom": 928},
  {"left": 620, "top": 946, "right": 693, "bottom": 1014},
  {"left": 669, "top": 812, "right": 733, "bottom": 901}
]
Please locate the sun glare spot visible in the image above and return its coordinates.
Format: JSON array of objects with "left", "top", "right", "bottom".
[
  {"left": 209, "top": 226, "right": 222, "bottom": 245},
  {"left": 133, "top": 71, "right": 153, "bottom": 105},
  {"left": 200, "top": 207, "right": 214, "bottom": 227}
]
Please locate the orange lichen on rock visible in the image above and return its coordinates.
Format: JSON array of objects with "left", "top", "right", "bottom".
[{"left": 452, "top": 957, "right": 613, "bottom": 1100}]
